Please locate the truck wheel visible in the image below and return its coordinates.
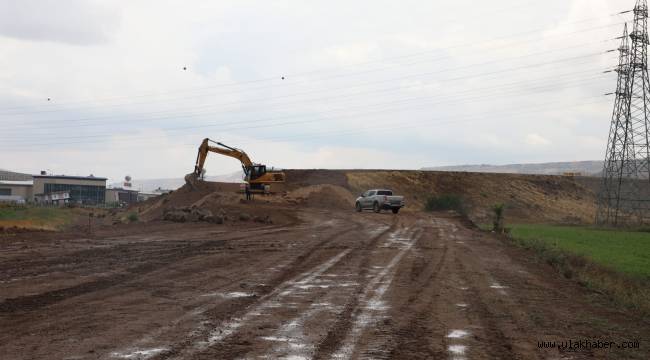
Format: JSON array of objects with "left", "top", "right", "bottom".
[
  {"left": 392, "top": 208, "right": 399, "bottom": 214},
  {"left": 373, "top": 202, "right": 380, "bottom": 213},
  {"left": 355, "top": 202, "right": 362, "bottom": 212}
]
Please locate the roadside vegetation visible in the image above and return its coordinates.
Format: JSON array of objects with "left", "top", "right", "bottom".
[
  {"left": 424, "top": 194, "right": 464, "bottom": 213},
  {"left": 0, "top": 204, "right": 75, "bottom": 231},
  {"left": 492, "top": 203, "right": 505, "bottom": 233},
  {"left": 507, "top": 224, "right": 650, "bottom": 314},
  {"left": 126, "top": 212, "right": 139, "bottom": 223}
]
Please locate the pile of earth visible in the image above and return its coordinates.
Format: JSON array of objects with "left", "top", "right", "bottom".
[
  {"left": 135, "top": 169, "right": 599, "bottom": 225},
  {"left": 283, "top": 169, "right": 598, "bottom": 224},
  {"left": 135, "top": 181, "right": 296, "bottom": 225},
  {"left": 136, "top": 181, "right": 240, "bottom": 221},
  {"left": 162, "top": 206, "right": 272, "bottom": 224},
  {"left": 283, "top": 184, "right": 355, "bottom": 209}
]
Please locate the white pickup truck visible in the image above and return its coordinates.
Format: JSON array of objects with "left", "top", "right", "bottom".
[{"left": 355, "top": 189, "right": 405, "bottom": 214}]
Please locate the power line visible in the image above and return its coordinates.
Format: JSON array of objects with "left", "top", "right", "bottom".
[
  {"left": 2, "top": 45, "right": 611, "bottom": 129},
  {"left": 2, "top": 61, "right": 610, "bottom": 135},
  {"left": 3, "top": 90, "right": 602, "bottom": 149},
  {"left": 7, "top": 96, "right": 610, "bottom": 153},
  {"left": 0, "top": 69, "right": 609, "bottom": 142}
]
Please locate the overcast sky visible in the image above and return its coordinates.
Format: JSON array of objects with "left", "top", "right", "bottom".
[{"left": 0, "top": 0, "right": 636, "bottom": 182}]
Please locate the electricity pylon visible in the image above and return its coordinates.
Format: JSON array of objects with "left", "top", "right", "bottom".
[{"left": 597, "top": 0, "right": 650, "bottom": 226}]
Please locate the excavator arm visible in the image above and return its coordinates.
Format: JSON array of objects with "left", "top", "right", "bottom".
[
  {"left": 192, "top": 138, "right": 253, "bottom": 177},
  {"left": 185, "top": 137, "right": 285, "bottom": 190}
]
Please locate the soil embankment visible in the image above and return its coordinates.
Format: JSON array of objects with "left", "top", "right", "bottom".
[
  {"left": 136, "top": 170, "right": 599, "bottom": 225},
  {"left": 283, "top": 170, "right": 598, "bottom": 224}
]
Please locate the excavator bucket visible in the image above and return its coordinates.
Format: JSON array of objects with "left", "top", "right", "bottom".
[{"left": 184, "top": 172, "right": 200, "bottom": 190}]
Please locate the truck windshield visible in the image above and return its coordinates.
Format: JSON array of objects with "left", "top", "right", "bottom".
[{"left": 377, "top": 190, "right": 392, "bottom": 196}]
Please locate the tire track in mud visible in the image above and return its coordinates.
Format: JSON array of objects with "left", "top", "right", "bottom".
[
  {"left": 427, "top": 217, "right": 518, "bottom": 360},
  {"left": 0, "top": 226, "right": 301, "bottom": 314},
  {"left": 1, "top": 226, "right": 292, "bottom": 280},
  {"left": 451, "top": 253, "right": 518, "bottom": 359},
  {"left": 225, "top": 218, "right": 401, "bottom": 360},
  {"left": 361, "top": 217, "right": 479, "bottom": 359},
  {"left": 383, "top": 222, "right": 450, "bottom": 360},
  {"left": 332, "top": 227, "right": 424, "bottom": 360},
  {"left": 0, "top": 240, "right": 230, "bottom": 313},
  {"left": 453, "top": 232, "right": 575, "bottom": 359},
  {"left": 184, "top": 219, "right": 397, "bottom": 358},
  {"left": 155, "top": 219, "right": 398, "bottom": 360},
  {"left": 311, "top": 224, "right": 419, "bottom": 360},
  {"left": 110, "top": 219, "right": 370, "bottom": 360}
]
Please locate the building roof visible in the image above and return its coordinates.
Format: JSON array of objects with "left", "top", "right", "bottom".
[
  {"left": 107, "top": 187, "right": 138, "bottom": 192},
  {"left": 138, "top": 192, "right": 162, "bottom": 196},
  {"left": 0, "top": 180, "right": 33, "bottom": 186},
  {"left": 33, "top": 175, "right": 107, "bottom": 181},
  {"left": 0, "top": 170, "right": 32, "bottom": 181}
]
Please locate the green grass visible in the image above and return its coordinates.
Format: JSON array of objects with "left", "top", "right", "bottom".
[
  {"left": 504, "top": 224, "right": 650, "bottom": 315},
  {"left": 510, "top": 224, "right": 650, "bottom": 279},
  {"left": 0, "top": 205, "right": 74, "bottom": 230}
]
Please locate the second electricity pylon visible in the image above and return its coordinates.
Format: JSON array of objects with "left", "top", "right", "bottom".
[{"left": 597, "top": 0, "right": 650, "bottom": 226}]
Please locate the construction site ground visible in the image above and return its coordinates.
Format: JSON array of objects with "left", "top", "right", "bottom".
[{"left": 1, "top": 170, "right": 649, "bottom": 359}]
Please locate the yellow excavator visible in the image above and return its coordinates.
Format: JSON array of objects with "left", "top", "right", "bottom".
[{"left": 185, "top": 138, "right": 285, "bottom": 192}]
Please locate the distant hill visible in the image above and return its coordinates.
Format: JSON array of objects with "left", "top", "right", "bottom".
[
  {"left": 110, "top": 171, "right": 244, "bottom": 192},
  {"left": 0, "top": 169, "right": 33, "bottom": 181},
  {"left": 422, "top": 161, "right": 603, "bottom": 176}
]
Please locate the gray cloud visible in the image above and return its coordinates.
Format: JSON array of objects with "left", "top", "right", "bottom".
[
  {"left": 0, "top": 0, "right": 120, "bottom": 45},
  {"left": 0, "top": 0, "right": 628, "bottom": 179}
]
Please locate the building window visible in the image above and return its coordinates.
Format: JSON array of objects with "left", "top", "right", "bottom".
[
  {"left": 44, "top": 183, "right": 105, "bottom": 204},
  {"left": 0, "top": 188, "right": 11, "bottom": 196}
]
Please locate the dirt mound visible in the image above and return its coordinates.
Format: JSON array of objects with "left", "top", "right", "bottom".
[
  {"left": 163, "top": 206, "right": 223, "bottom": 223},
  {"left": 137, "top": 181, "right": 240, "bottom": 221},
  {"left": 284, "top": 170, "right": 350, "bottom": 189},
  {"left": 136, "top": 181, "right": 296, "bottom": 225},
  {"left": 345, "top": 170, "right": 597, "bottom": 224},
  {"left": 285, "top": 184, "right": 355, "bottom": 209},
  {"left": 137, "top": 170, "right": 597, "bottom": 224}
]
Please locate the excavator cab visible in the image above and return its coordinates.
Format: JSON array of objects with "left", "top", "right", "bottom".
[{"left": 248, "top": 165, "right": 267, "bottom": 181}]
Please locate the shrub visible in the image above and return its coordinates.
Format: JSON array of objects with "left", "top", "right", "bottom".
[
  {"left": 127, "top": 212, "right": 139, "bottom": 223},
  {"left": 492, "top": 203, "right": 505, "bottom": 232},
  {"left": 424, "top": 194, "right": 463, "bottom": 212}
]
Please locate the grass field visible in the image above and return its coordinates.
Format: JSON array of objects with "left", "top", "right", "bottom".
[
  {"left": 510, "top": 225, "right": 650, "bottom": 279},
  {"left": 0, "top": 205, "right": 75, "bottom": 230},
  {"left": 507, "top": 224, "right": 650, "bottom": 314}
]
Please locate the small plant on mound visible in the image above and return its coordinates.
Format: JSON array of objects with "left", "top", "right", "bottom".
[
  {"left": 492, "top": 203, "right": 505, "bottom": 233},
  {"left": 127, "top": 212, "right": 139, "bottom": 223},
  {"left": 424, "top": 194, "right": 464, "bottom": 213}
]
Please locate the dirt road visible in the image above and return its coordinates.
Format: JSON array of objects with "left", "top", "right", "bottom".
[{"left": 1, "top": 210, "right": 648, "bottom": 359}]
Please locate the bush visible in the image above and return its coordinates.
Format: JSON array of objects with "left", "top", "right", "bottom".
[
  {"left": 127, "top": 212, "right": 139, "bottom": 223},
  {"left": 492, "top": 203, "right": 505, "bottom": 232},
  {"left": 424, "top": 194, "right": 464, "bottom": 212}
]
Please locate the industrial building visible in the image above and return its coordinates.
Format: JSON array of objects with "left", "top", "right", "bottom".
[
  {"left": 105, "top": 188, "right": 139, "bottom": 206},
  {"left": 0, "top": 180, "right": 33, "bottom": 203},
  {"left": 0, "top": 170, "right": 164, "bottom": 206},
  {"left": 32, "top": 174, "right": 107, "bottom": 205}
]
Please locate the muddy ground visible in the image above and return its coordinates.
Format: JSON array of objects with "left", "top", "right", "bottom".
[{"left": 1, "top": 201, "right": 648, "bottom": 359}]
